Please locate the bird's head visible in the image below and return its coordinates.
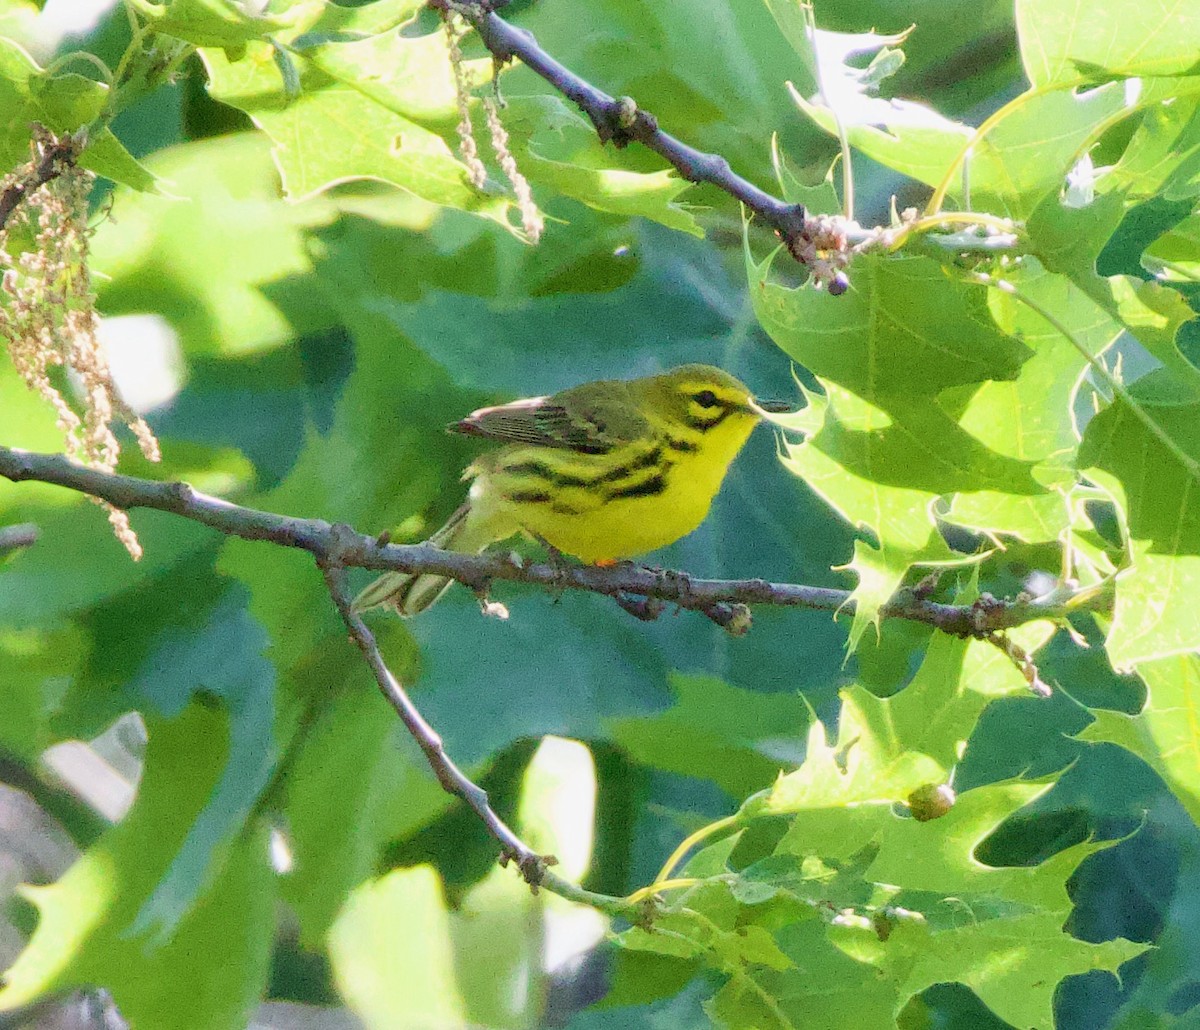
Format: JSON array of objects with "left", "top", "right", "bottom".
[
  {"left": 641, "top": 363, "right": 789, "bottom": 427},
  {"left": 635, "top": 363, "right": 791, "bottom": 462}
]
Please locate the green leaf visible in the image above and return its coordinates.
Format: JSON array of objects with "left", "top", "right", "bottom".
[
  {"left": 762, "top": 5, "right": 912, "bottom": 124},
  {"left": 874, "top": 912, "right": 1144, "bottom": 1029},
  {"left": 749, "top": 247, "right": 1036, "bottom": 642},
  {"left": 1028, "top": 192, "right": 1196, "bottom": 372},
  {"left": 227, "top": 19, "right": 701, "bottom": 235},
  {"left": 608, "top": 673, "right": 810, "bottom": 799},
  {"left": 1015, "top": 0, "right": 1200, "bottom": 85},
  {"left": 774, "top": 390, "right": 959, "bottom": 650},
  {"left": 302, "top": 17, "right": 487, "bottom": 124},
  {"left": 748, "top": 252, "right": 1033, "bottom": 474},
  {"left": 91, "top": 132, "right": 341, "bottom": 356},
  {"left": 0, "top": 702, "right": 275, "bottom": 1029},
  {"left": 78, "top": 127, "right": 159, "bottom": 192},
  {"left": 509, "top": 0, "right": 815, "bottom": 191},
  {"left": 0, "top": 38, "right": 156, "bottom": 191},
  {"left": 1102, "top": 95, "right": 1200, "bottom": 201},
  {"left": 200, "top": 39, "right": 512, "bottom": 222},
  {"left": 1077, "top": 654, "right": 1200, "bottom": 824},
  {"left": 0, "top": 623, "right": 83, "bottom": 759},
  {"left": 790, "top": 64, "right": 1127, "bottom": 217},
  {"left": 450, "top": 736, "right": 602, "bottom": 1027},
  {"left": 862, "top": 779, "right": 1146, "bottom": 1028},
  {"left": 328, "top": 865, "right": 469, "bottom": 1029},
  {"left": 292, "top": 0, "right": 424, "bottom": 40},
  {"left": 1027, "top": 192, "right": 1200, "bottom": 667},
  {"left": 329, "top": 737, "right": 601, "bottom": 1028},
  {"left": 279, "top": 691, "right": 448, "bottom": 944},
  {"left": 757, "top": 627, "right": 1045, "bottom": 832},
  {"left": 946, "top": 257, "right": 1125, "bottom": 542},
  {"left": 1079, "top": 373, "right": 1200, "bottom": 668},
  {"left": 628, "top": 768, "right": 1141, "bottom": 1029},
  {"left": 501, "top": 95, "right": 702, "bottom": 236},
  {"left": 129, "top": 0, "right": 311, "bottom": 48},
  {"left": 1143, "top": 213, "right": 1200, "bottom": 283}
]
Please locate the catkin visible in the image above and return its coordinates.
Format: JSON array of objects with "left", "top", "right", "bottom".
[{"left": 0, "top": 128, "right": 161, "bottom": 559}]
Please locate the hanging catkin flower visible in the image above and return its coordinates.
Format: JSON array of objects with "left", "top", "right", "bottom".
[
  {"left": 439, "top": 4, "right": 544, "bottom": 242},
  {"left": 0, "top": 126, "right": 161, "bottom": 559},
  {"left": 484, "top": 93, "right": 544, "bottom": 243},
  {"left": 442, "top": 9, "right": 488, "bottom": 189}
]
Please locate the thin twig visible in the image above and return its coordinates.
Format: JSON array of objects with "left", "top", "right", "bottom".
[
  {"left": 428, "top": 0, "right": 810, "bottom": 254},
  {"left": 0, "top": 522, "right": 38, "bottom": 555},
  {"left": 0, "top": 446, "right": 1111, "bottom": 634},
  {"left": 320, "top": 555, "right": 551, "bottom": 885},
  {"left": 320, "top": 550, "right": 640, "bottom": 911},
  {"left": 427, "top": 0, "right": 1026, "bottom": 276}
]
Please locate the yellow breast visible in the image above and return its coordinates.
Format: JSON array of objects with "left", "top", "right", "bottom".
[{"left": 471, "top": 414, "right": 759, "bottom": 562}]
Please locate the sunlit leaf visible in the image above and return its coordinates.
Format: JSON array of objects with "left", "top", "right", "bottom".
[
  {"left": 0, "top": 703, "right": 274, "bottom": 1029},
  {"left": 1077, "top": 653, "right": 1200, "bottom": 824},
  {"left": 608, "top": 673, "right": 810, "bottom": 799},
  {"left": 0, "top": 38, "right": 156, "bottom": 191},
  {"left": 790, "top": 58, "right": 1128, "bottom": 216},
  {"left": 749, "top": 246, "right": 1036, "bottom": 641},
  {"left": 1015, "top": 0, "right": 1200, "bottom": 84},
  {"left": 1143, "top": 213, "right": 1200, "bottom": 283},
  {"left": 328, "top": 865, "right": 468, "bottom": 1029}
]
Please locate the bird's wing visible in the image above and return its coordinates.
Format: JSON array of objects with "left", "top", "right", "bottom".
[{"left": 449, "top": 382, "right": 652, "bottom": 454}]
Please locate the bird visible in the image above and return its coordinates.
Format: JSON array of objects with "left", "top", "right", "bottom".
[{"left": 353, "top": 363, "right": 790, "bottom": 616}]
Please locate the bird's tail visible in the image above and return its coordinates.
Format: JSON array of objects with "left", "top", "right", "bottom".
[{"left": 352, "top": 503, "right": 477, "bottom": 617}]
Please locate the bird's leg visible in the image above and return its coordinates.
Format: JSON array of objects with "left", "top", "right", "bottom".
[
  {"left": 531, "top": 532, "right": 569, "bottom": 571},
  {"left": 529, "top": 533, "right": 575, "bottom": 601}
]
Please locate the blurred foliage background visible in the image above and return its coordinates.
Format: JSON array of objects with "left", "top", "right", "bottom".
[{"left": 1, "top": 0, "right": 1198, "bottom": 1027}]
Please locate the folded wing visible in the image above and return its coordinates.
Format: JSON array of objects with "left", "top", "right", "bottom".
[{"left": 449, "top": 381, "right": 652, "bottom": 454}]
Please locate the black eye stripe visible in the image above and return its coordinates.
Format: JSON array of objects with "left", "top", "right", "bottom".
[{"left": 693, "top": 389, "right": 721, "bottom": 408}]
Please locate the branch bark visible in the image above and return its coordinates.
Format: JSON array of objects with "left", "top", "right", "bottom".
[
  {"left": 319, "top": 551, "right": 638, "bottom": 911},
  {"left": 430, "top": 0, "right": 810, "bottom": 253},
  {"left": 320, "top": 556, "right": 549, "bottom": 885},
  {"left": 0, "top": 445, "right": 1106, "bottom": 636}
]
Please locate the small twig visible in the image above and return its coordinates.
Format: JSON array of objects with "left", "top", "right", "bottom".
[
  {"left": 0, "top": 522, "right": 38, "bottom": 555},
  {"left": 319, "top": 549, "right": 644, "bottom": 912},
  {"left": 0, "top": 129, "right": 82, "bottom": 232},
  {"left": 321, "top": 554, "right": 553, "bottom": 886},
  {"left": 428, "top": 0, "right": 809, "bottom": 256},
  {"left": 0, "top": 446, "right": 1113, "bottom": 636}
]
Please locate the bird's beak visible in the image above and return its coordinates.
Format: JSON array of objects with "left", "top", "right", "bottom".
[{"left": 753, "top": 399, "right": 793, "bottom": 414}]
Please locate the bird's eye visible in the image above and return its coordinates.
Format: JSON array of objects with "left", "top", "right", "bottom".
[{"left": 693, "top": 390, "right": 720, "bottom": 409}]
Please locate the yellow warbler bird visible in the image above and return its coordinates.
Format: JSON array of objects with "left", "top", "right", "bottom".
[{"left": 353, "top": 364, "right": 789, "bottom": 616}]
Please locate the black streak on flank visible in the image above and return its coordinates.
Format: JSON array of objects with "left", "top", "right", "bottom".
[
  {"left": 505, "top": 489, "right": 587, "bottom": 515},
  {"left": 606, "top": 473, "right": 668, "bottom": 500},
  {"left": 504, "top": 447, "right": 664, "bottom": 488},
  {"left": 667, "top": 436, "right": 700, "bottom": 453}
]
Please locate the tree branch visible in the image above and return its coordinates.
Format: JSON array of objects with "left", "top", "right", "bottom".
[
  {"left": 429, "top": 0, "right": 1024, "bottom": 280},
  {"left": 0, "top": 446, "right": 1108, "bottom": 636},
  {"left": 320, "top": 556, "right": 547, "bottom": 883},
  {"left": 1, "top": 444, "right": 1105, "bottom": 907},
  {"left": 431, "top": 0, "right": 810, "bottom": 255},
  {"left": 318, "top": 550, "right": 638, "bottom": 911}
]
